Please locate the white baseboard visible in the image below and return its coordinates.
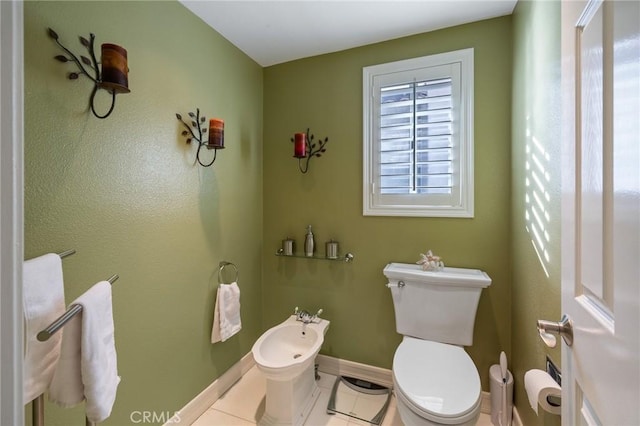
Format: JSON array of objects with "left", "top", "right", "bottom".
[
  {"left": 165, "top": 352, "right": 255, "bottom": 425},
  {"left": 168, "top": 352, "right": 522, "bottom": 426},
  {"left": 512, "top": 406, "right": 523, "bottom": 426},
  {"left": 317, "top": 354, "right": 490, "bottom": 413},
  {"left": 480, "top": 393, "right": 523, "bottom": 426},
  {"left": 315, "top": 354, "right": 394, "bottom": 389},
  {"left": 316, "top": 354, "right": 522, "bottom": 421},
  {"left": 480, "top": 391, "right": 491, "bottom": 414}
]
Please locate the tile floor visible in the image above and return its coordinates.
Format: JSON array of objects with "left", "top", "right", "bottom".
[{"left": 192, "top": 365, "right": 494, "bottom": 426}]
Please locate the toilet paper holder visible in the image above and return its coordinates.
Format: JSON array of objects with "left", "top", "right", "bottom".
[
  {"left": 546, "top": 394, "right": 561, "bottom": 407},
  {"left": 545, "top": 356, "right": 562, "bottom": 407},
  {"left": 537, "top": 314, "right": 573, "bottom": 347}
]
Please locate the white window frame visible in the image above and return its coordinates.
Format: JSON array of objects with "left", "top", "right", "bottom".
[{"left": 363, "top": 48, "right": 474, "bottom": 217}]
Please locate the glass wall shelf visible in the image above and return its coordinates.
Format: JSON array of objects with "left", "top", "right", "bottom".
[{"left": 275, "top": 249, "right": 354, "bottom": 263}]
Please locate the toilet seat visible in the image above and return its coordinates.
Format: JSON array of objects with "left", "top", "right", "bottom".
[{"left": 393, "top": 337, "right": 481, "bottom": 424}]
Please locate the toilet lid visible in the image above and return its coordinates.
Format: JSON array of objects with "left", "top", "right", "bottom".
[{"left": 393, "top": 337, "right": 481, "bottom": 419}]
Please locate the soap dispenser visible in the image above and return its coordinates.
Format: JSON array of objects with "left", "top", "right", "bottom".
[{"left": 304, "top": 225, "right": 315, "bottom": 257}]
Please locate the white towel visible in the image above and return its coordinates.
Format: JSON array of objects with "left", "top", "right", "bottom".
[
  {"left": 211, "top": 282, "right": 242, "bottom": 343},
  {"left": 23, "top": 253, "right": 66, "bottom": 404},
  {"left": 48, "top": 281, "right": 120, "bottom": 423}
]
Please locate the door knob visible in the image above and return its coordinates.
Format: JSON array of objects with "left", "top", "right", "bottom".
[{"left": 537, "top": 314, "right": 573, "bottom": 347}]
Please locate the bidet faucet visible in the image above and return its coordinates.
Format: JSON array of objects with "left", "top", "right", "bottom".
[{"left": 293, "top": 307, "right": 323, "bottom": 324}]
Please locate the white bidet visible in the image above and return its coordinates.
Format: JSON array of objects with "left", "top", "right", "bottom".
[{"left": 252, "top": 313, "right": 329, "bottom": 426}]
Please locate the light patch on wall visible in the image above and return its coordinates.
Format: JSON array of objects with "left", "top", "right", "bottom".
[{"left": 524, "top": 117, "right": 551, "bottom": 278}]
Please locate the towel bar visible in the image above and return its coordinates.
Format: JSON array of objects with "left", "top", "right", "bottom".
[
  {"left": 58, "top": 249, "right": 76, "bottom": 259},
  {"left": 218, "top": 261, "right": 239, "bottom": 284},
  {"left": 37, "top": 274, "right": 119, "bottom": 342},
  {"left": 33, "top": 270, "right": 118, "bottom": 426}
]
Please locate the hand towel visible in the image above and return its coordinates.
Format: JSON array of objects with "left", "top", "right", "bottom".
[
  {"left": 23, "top": 253, "right": 66, "bottom": 404},
  {"left": 49, "top": 281, "right": 120, "bottom": 423},
  {"left": 211, "top": 282, "right": 241, "bottom": 343}
]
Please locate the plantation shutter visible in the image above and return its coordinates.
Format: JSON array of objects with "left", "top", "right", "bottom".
[
  {"left": 363, "top": 48, "right": 474, "bottom": 217},
  {"left": 379, "top": 77, "right": 453, "bottom": 195}
]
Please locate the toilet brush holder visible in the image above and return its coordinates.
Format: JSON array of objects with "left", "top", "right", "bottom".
[{"left": 490, "top": 364, "right": 513, "bottom": 425}]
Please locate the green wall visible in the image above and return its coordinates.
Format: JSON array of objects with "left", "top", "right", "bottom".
[
  {"left": 262, "top": 16, "right": 513, "bottom": 390},
  {"left": 22, "top": 1, "right": 567, "bottom": 424},
  {"left": 24, "top": 2, "right": 263, "bottom": 425},
  {"left": 511, "top": 1, "right": 562, "bottom": 425}
]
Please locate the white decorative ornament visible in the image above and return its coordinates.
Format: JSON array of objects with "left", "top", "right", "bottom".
[{"left": 416, "top": 250, "right": 444, "bottom": 271}]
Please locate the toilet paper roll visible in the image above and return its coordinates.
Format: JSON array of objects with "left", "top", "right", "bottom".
[{"left": 524, "top": 369, "right": 561, "bottom": 415}]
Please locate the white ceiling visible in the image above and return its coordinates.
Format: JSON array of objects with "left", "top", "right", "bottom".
[{"left": 180, "top": 0, "right": 517, "bottom": 67}]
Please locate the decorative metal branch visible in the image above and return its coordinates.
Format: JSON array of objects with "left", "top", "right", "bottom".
[
  {"left": 48, "top": 28, "right": 118, "bottom": 119},
  {"left": 290, "top": 128, "right": 329, "bottom": 174},
  {"left": 176, "top": 108, "right": 218, "bottom": 167},
  {"left": 48, "top": 28, "right": 99, "bottom": 83}
]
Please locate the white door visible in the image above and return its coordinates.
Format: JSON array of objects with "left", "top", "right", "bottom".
[
  {"left": 561, "top": 0, "right": 639, "bottom": 424},
  {"left": 0, "top": 1, "right": 25, "bottom": 425}
]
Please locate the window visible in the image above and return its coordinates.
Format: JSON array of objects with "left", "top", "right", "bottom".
[{"left": 363, "top": 48, "right": 474, "bottom": 217}]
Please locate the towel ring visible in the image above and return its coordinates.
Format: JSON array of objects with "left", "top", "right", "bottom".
[{"left": 218, "top": 261, "right": 238, "bottom": 284}]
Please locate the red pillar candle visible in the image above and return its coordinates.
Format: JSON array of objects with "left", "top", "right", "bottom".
[
  {"left": 208, "top": 118, "right": 224, "bottom": 149},
  {"left": 294, "top": 133, "right": 306, "bottom": 158}
]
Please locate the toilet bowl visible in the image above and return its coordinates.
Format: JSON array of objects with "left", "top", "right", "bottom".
[
  {"left": 252, "top": 314, "right": 329, "bottom": 425},
  {"left": 393, "top": 337, "right": 481, "bottom": 426},
  {"left": 383, "top": 263, "right": 491, "bottom": 426}
]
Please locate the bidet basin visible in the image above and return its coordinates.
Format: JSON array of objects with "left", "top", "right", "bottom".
[{"left": 252, "top": 315, "right": 329, "bottom": 381}]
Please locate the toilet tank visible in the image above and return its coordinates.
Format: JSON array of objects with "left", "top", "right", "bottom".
[{"left": 383, "top": 262, "right": 491, "bottom": 346}]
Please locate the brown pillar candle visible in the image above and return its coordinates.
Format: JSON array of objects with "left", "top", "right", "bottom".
[
  {"left": 100, "top": 43, "right": 129, "bottom": 93},
  {"left": 208, "top": 118, "right": 225, "bottom": 149}
]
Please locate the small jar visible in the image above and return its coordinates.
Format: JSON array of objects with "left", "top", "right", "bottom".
[
  {"left": 325, "top": 240, "right": 339, "bottom": 259},
  {"left": 282, "top": 238, "right": 295, "bottom": 256}
]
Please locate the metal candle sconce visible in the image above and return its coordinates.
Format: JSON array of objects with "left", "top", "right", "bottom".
[
  {"left": 176, "top": 108, "right": 225, "bottom": 167},
  {"left": 48, "top": 28, "right": 130, "bottom": 119},
  {"left": 291, "top": 128, "right": 329, "bottom": 174}
]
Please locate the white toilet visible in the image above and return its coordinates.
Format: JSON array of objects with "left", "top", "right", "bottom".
[{"left": 383, "top": 263, "right": 492, "bottom": 426}]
